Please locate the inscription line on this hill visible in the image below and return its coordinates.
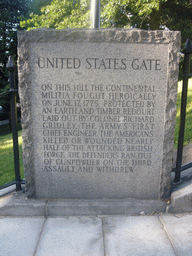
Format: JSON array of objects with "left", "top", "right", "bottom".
[{"left": 18, "top": 29, "right": 180, "bottom": 200}]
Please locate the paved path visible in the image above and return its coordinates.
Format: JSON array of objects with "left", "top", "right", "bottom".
[{"left": 1, "top": 214, "right": 192, "bottom": 256}]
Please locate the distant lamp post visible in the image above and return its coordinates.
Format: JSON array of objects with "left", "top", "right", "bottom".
[{"left": 91, "top": 0, "right": 100, "bottom": 28}]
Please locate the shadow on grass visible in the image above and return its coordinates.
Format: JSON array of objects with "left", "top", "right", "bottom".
[
  {"left": 0, "top": 123, "right": 22, "bottom": 137},
  {"left": 174, "top": 85, "right": 192, "bottom": 148},
  {"left": 0, "top": 122, "right": 24, "bottom": 186}
]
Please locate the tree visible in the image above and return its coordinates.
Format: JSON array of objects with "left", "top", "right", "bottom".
[
  {"left": 27, "top": 0, "right": 53, "bottom": 16},
  {"left": 123, "top": 0, "right": 192, "bottom": 44},
  {"left": 21, "top": 0, "right": 91, "bottom": 29},
  {"left": 21, "top": 0, "right": 192, "bottom": 46},
  {"left": 0, "top": 0, "right": 29, "bottom": 112}
]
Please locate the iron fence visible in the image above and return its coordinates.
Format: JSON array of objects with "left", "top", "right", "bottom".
[
  {"left": 172, "top": 39, "right": 192, "bottom": 182},
  {"left": 0, "top": 56, "right": 23, "bottom": 191},
  {"left": 0, "top": 39, "right": 192, "bottom": 192}
]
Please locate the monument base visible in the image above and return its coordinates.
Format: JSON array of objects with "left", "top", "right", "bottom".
[{"left": 0, "top": 191, "right": 166, "bottom": 216}]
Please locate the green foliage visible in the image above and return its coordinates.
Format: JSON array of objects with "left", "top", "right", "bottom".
[
  {"left": 0, "top": 0, "right": 28, "bottom": 76},
  {"left": 0, "top": 0, "right": 29, "bottom": 111},
  {"left": 28, "top": 0, "right": 53, "bottom": 16},
  {"left": 101, "top": 0, "right": 129, "bottom": 28},
  {"left": 21, "top": 0, "right": 91, "bottom": 29},
  {"left": 174, "top": 79, "right": 192, "bottom": 147},
  {"left": 122, "top": 0, "right": 161, "bottom": 16},
  {"left": 20, "top": 0, "right": 192, "bottom": 48}
]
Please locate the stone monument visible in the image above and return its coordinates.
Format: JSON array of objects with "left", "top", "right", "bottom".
[{"left": 18, "top": 29, "right": 180, "bottom": 200}]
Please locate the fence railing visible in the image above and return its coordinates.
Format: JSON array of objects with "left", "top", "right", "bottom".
[
  {"left": 0, "top": 39, "right": 192, "bottom": 192},
  {"left": 172, "top": 38, "right": 192, "bottom": 182},
  {"left": 0, "top": 56, "right": 23, "bottom": 191}
]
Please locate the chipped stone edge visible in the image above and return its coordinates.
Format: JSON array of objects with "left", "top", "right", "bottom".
[
  {"left": 17, "top": 28, "right": 181, "bottom": 199},
  {"left": 18, "top": 31, "right": 36, "bottom": 198},
  {"left": 160, "top": 31, "right": 181, "bottom": 199}
]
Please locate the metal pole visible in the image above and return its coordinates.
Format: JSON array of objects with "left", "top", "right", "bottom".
[
  {"left": 7, "top": 56, "right": 21, "bottom": 191},
  {"left": 91, "top": 0, "right": 100, "bottom": 28},
  {"left": 174, "top": 39, "right": 192, "bottom": 183}
]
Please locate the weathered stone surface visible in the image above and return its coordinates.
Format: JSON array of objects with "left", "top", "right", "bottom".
[
  {"left": 46, "top": 198, "right": 166, "bottom": 216},
  {"left": 18, "top": 28, "right": 180, "bottom": 199},
  {"left": 0, "top": 217, "right": 45, "bottom": 256},
  {"left": 0, "top": 192, "right": 166, "bottom": 216},
  {"left": 35, "top": 217, "right": 104, "bottom": 256},
  {"left": 0, "top": 192, "right": 46, "bottom": 216},
  {"left": 160, "top": 214, "right": 192, "bottom": 255},
  {"left": 103, "top": 216, "right": 175, "bottom": 255}
]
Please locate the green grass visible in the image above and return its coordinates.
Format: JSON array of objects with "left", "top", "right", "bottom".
[
  {"left": 174, "top": 78, "right": 192, "bottom": 148},
  {"left": 0, "top": 79, "right": 192, "bottom": 186},
  {"left": 0, "top": 123, "right": 24, "bottom": 186}
]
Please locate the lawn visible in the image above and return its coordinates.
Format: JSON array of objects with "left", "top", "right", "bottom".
[
  {"left": 0, "top": 123, "right": 24, "bottom": 186},
  {"left": 0, "top": 79, "right": 192, "bottom": 186},
  {"left": 174, "top": 78, "right": 192, "bottom": 147}
]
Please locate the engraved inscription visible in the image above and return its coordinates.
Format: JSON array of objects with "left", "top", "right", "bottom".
[{"left": 41, "top": 82, "right": 156, "bottom": 173}]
